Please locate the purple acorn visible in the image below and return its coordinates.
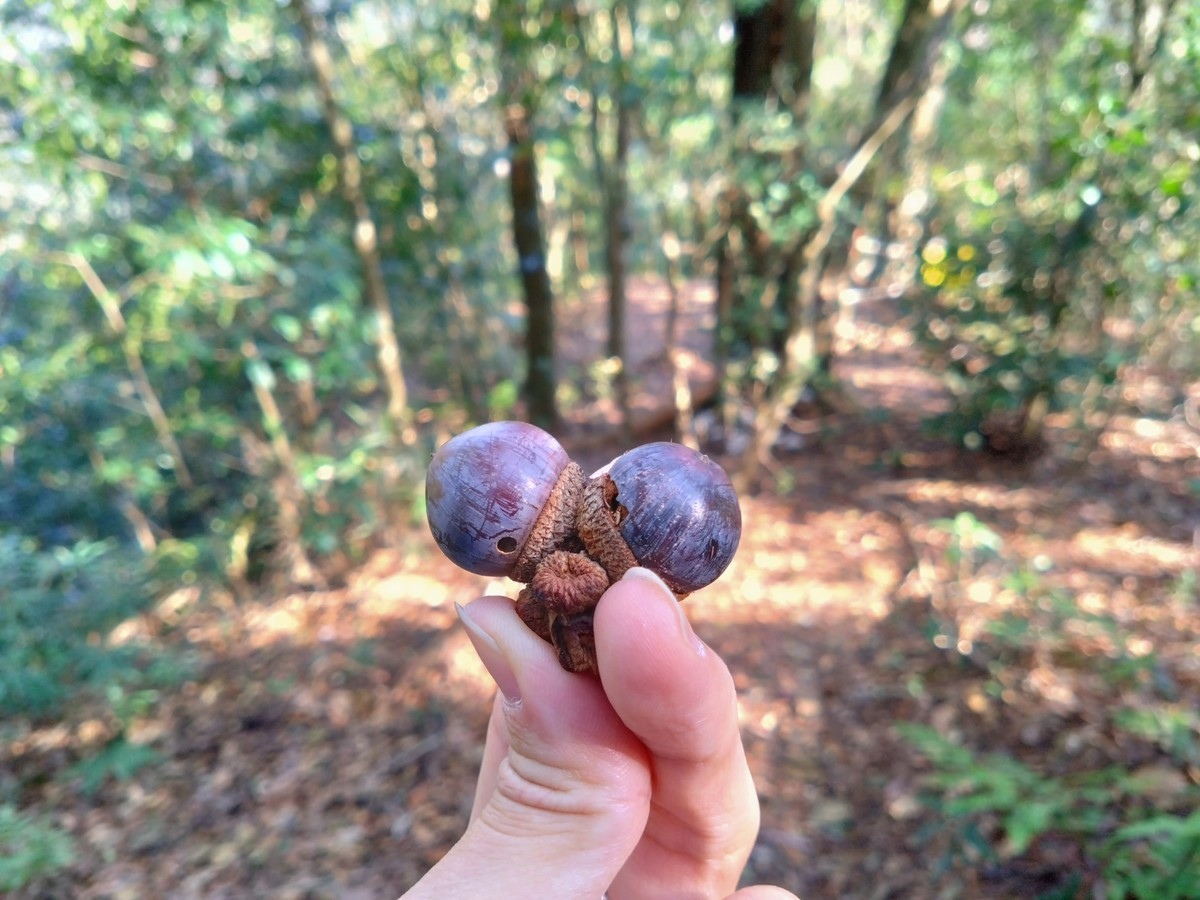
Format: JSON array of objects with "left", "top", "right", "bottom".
[
  {"left": 425, "top": 421, "right": 568, "bottom": 576},
  {"left": 603, "top": 442, "right": 741, "bottom": 594}
]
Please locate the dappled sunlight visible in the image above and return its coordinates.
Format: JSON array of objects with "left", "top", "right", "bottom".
[
  {"left": 6, "top": 0, "right": 1200, "bottom": 893},
  {"left": 556, "top": 277, "right": 721, "bottom": 438},
  {"left": 1104, "top": 412, "right": 1200, "bottom": 468},
  {"left": 1066, "top": 527, "right": 1195, "bottom": 577},
  {"left": 7, "top": 282, "right": 1197, "bottom": 898},
  {"left": 688, "top": 495, "right": 904, "bottom": 624}
]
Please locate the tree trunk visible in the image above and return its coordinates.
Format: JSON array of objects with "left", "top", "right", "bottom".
[
  {"left": 852, "top": 0, "right": 967, "bottom": 270},
  {"left": 742, "top": 96, "right": 918, "bottom": 486},
  {"left": 603, "top": 2, "right": 634, "bottom": 432},
  {"left": 292, "top": 0, "right": 412, "bottom": 442},
  {"left": 603, "top": 98, "right": 630, "bottom": 364},
  {"left": 570, "top": 208, "right": 590, "bottom": 283},
  {"left": 574, "top": 0, "right": 635, "bottom": 434},
  {"left": 504, "top": 102, "right": 558, "bottom": 430},
  {"left": 732, "top": 0, "right": 814, "bottom": 105},
  {"left": 241, "top": 340, "right": 325, "bottom": 589},
  {"left": 888, "top": 21, "right": 959, "bottom": 290},
  {"left": 725, "top": 0, "right": 818, "bottom": 353},
  {"left": 57, "top": 252, "right": 194, "bottom": 490},
  {"left": 493, "top": 1, "right": 558, "bottom": 430}
]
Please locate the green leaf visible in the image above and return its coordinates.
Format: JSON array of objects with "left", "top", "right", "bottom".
[
  {"left": 1004, "top": 800, "right": 1057, "bottom": 854},
  {"left": 68, "top": 738, "right": 162, "bottom": 797},
  {"left": 272, "top": 314, "right": 304, "bottom": 343},
  {"left": 1112, "top": 811, "right": 1200, "bottom": 843},
  {"left": 245, "top": 357, "right": 275, "bottom": 391},
  {"left": 0, "top": 804, "right": 74, "bottom": 891}
]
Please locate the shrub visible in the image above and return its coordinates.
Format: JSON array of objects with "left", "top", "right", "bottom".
[
  {"left": 0, "top": 804, "right": 74, "bottom": 892},
  {"left": 0, "top": 533, "right": 156, "bottom": 718}
]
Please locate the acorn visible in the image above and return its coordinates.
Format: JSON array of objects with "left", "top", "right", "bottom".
[
  {"left": 425, "top": 420, "right": 573, "bottom": 577},
  {"left": 600, "top": 441, "right": 741, "bottom": 594},
  {"left": 425, "top": 421, "right": 741, "bottom": 672}
]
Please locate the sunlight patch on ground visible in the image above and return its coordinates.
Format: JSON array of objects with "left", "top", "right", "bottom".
[
  {"left": 1068, "top": 527, "right": 1196, "bottom": 576},
  {"left": 689, "top": 495, "right": 905, "bottom": 624},
  {"left": 1106, "top": 413, "right": 1200, "bottom": 462}
]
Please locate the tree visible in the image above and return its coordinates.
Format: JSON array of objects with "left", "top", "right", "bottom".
[
  {"left": 493, "top": 0, "right": 560, "bottom": 430},
  {"left": 292, "top": 0, "right": 414, "bottom": 444},
  {"left": 905, "top": 0, "right": 1198, "bottom": 456},
  {"left": 572, "top": 0, "right": 638, "bottom": 433},
  {"left": 854, "top": 0, "right": 967, "bottom": 256},
  {"left": 716, "top": 0, "right": 968, "bottom": 484}
]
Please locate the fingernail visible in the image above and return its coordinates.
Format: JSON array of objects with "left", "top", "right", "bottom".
[
  {"left": 456, "top": 602, "right": 522, "bottom": 703},
  {"left": 620, "top": 567, "right": 701, "bottom": 651}
]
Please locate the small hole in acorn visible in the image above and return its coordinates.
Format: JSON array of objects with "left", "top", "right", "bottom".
[{"left": 497, "top": 537, "right": 518, "bottom": 554}]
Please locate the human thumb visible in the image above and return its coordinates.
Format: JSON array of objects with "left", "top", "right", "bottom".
[{"left": 403, "top": 595, "right": 650, "bottom": 899}]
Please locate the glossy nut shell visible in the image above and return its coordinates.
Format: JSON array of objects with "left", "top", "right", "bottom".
[
  {"left": 604, "top": 442, "right": 741, "bottom": 594},
  {"left": 425, "top": 421, "right": 569, "bottom": 576}
]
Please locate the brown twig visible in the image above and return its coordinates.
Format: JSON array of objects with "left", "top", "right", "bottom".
[{"left": 52, "top": 251, "right": 194, "bottom": 489}]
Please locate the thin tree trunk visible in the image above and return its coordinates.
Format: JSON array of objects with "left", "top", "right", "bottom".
[
  {"left": 292, "top": 0, "right": 412, "bottom": 441},
  {"left": 575, "top": 1, "right": 634, "bottom": 434},
  {"left": 493, "top": 0, "right": 557, "bottom": 430},
  {"left": 604, "top": 2, "right": 634, "bottom": 433},
  {"left": 604, "top": 69, "right": 631, "bottom": 367},
  {"left": 504, "top": 101, "right": 558, "bottom": 430},
  {"left": 83, "top": 441, "right": 159, "bottom": 553},
  {"left": 889, "top": 27, "right": 957, "bottom": 290},
  {"left": 241, "top": 340, "right": 325, "bottom": 588},
  {"left": 658, "top": 217, "right": 697, "bottom": 448},
  {"left": 851, "top": 0, "right": 967, "bottom": 281},
  {"left": 659, "top": 218, "right": 683, "bottom": 357},
  {"left": 713, "top": 204, "right": 738, "bottom": 438},
  {"left": 570, "top": 208, "right": 590, "bottom": 283},
  {"left": 1129, "top": 0, "right": 1179, "bottom": 94}
]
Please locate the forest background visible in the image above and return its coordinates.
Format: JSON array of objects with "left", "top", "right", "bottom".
[{"left": 2, "top": 0, "right": 1198, "bottom": 896}]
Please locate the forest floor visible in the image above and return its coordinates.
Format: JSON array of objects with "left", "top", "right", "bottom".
[{"left": 7, "top": 279, "right": 1199, "bottom": 899}]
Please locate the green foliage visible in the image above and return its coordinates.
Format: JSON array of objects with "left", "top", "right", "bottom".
[
  {"left": 907, "top": 505, "right": 1199, "bottom": 897},
  {"left": 0, "top": 0, "right": 508, "bottom": 606},
  {"left": 899, "top": 723, "right": 1114, "bottom": 856},
  {"left": 908, "top": 0, "right": 1200, "bottom": 453},
  {"left": 1114, "top": 706, "right": 1200, "bottom": 769},
  {"left": 0, "top": 2, "right": 1196, "bottom": 897},
  {"left": 0, "top": 534, "right": 157, "bottom": 718},
  {"left": 932, "top": 512, "right": 1002, "bottom": 570},
  {"left": 0, "top": 804, "right": 75, "bottom": 892},
  {"left": 67, "top": 737, "right": 163, "bottom": 798},
  {"left": 1, "top": 0, "right": 1196, "bottom": 786},
  {"left": 1104, "top": 811, "right": 1200, "bottom": 900},
  {"left": 927, "top": 510, "right": 1163, "bottom": 690},
  {"left": 901, "top": 724, "right": 1200, "bottom": 898},
  {"left": 909, "top": 200, "right": 1121, "bottom": 452}
]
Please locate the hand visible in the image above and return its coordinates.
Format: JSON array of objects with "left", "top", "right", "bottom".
[{"left": 401, "top": 567, "right": 797, "bottom": 900}]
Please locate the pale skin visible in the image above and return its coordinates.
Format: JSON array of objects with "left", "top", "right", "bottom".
[{"left": 401, "top": 567, "right": 799, "bottom": 900}]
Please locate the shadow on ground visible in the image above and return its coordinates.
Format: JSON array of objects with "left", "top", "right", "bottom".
[{"left": 6, "top": 290, "right": 1197, "bottom": 899}]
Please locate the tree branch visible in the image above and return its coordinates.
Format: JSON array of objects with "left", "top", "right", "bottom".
[
  {"left": 292, "top": 0, "right": 413, "bottom": 441},
  {"left": 742, "top": 95, "right": 918, "bottom": 484},
  {"left": 52, "top": 251, "right": 194, "bottom": 490}
]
